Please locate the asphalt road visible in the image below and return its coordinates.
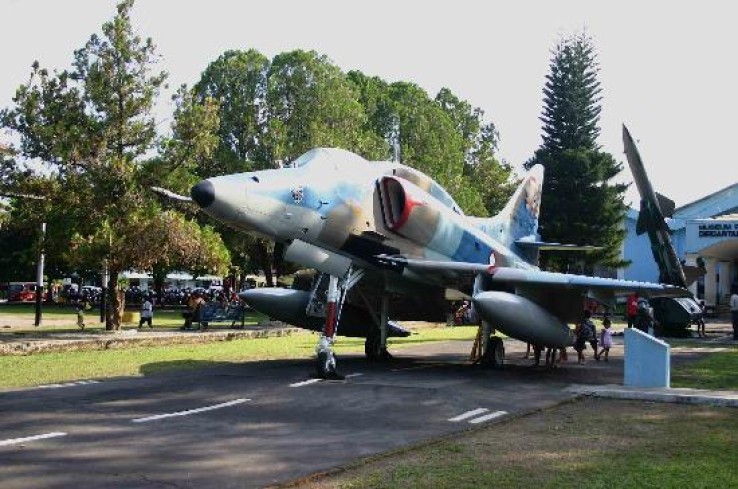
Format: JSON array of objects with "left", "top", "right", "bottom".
[{"left": 0, "top": 339, "right": 626, "bottom": 488}]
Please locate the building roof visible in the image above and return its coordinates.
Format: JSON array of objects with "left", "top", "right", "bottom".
[{"left": 626, "top": 182, "right": 738, "bottom": 230}]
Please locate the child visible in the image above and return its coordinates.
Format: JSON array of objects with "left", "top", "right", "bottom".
[
  {"left": 76, "top": 299, "right": 88, "bottom": 330},
  {"left": 598, "top": 314, "right": 613, "bottom": 361}
]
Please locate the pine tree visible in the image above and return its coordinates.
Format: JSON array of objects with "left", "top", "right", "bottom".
[
  {"left": 540, "top": 33, "right": 602, "bottom": 152},
  {"left": 526, "top": 33, "right": 627, "bottom": 273}
]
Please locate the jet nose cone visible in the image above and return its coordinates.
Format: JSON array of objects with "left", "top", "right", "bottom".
[{"left": 191, "top": 180, "right": 215, "bottom": 208}]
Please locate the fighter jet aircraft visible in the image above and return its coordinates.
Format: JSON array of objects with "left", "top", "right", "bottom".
[{"left": 181, "top": 147, "right": 688, "bottom": 377}]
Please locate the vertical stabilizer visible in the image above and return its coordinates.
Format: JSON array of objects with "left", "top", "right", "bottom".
[{"left": 475, "top": 165, "right": 544, "bottom": 259}]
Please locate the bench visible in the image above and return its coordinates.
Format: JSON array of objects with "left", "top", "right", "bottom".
[{"left": 192, "top": 302, "right": 248, "bottom": 329}]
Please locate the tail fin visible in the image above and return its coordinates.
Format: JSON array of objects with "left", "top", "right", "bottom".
[{"left": 474, "top": 164, "right": 544, "bottom": 252}]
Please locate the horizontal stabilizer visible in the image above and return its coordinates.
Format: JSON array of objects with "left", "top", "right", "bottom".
[
  {"left": 683, "top": 265, "right": 706, "bottom": 286},
  {"left": 514, "top": 240, "right": 602, "bottom": 252}
]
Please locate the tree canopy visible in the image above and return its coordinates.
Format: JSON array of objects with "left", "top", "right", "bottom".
[{"left": 1, "top": 0, "right": 517, "bottom": 310}]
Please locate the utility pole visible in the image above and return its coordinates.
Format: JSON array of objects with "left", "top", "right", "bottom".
[
  {"left": 101, "top": 261, "right": 109, "bottom": 323},
  {"left": 0, "top": 191, "right": 46, "bottom": 327},
  {"left": 34, "top": 222, "right": 46, "bottom": 326}
]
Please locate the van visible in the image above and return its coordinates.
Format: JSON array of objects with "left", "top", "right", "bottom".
[{"left": 7, "top": 282, "right": 43, "bottom": 302}]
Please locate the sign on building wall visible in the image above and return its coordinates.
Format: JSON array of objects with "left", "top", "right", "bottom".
[{"left": 686, "top": 220, "right": 738, "bottom": 253}]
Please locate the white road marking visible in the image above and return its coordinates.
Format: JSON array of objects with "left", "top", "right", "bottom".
[
  {"left": 448, "top": 408, "right": 489, "bottom": 422},
  {"left": 290, "top": 373, "right": 362, "bottom": 387},
  {"left": 468, "top": 410, "right": 508, "bottom": 424},
  {"left": 131, "top": 399, "right": 250, "bottom": 423},
  {"left": 38, "top": 380, "right": 100, "bottom": 389},
  {"left": 0, "top": 432, "right": 67, "bottom": 447},
  {"left": 289, "top": 378, "right": 322, "bottom": 388}
]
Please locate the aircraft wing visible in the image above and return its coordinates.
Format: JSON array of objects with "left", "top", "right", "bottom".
[
  {"left": 151, "top": 186, "right": 192, "bottom": 203},
  {"left": 377, "top": 255, "right": 689, "bottom": 298}
]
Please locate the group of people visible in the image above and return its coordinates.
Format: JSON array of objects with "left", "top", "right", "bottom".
[
  {"left": 574, "top": 310, "right": 613, "bottom": 364},
  {"left": 525, "top": 309, "right": 613, "bottom": 367}
]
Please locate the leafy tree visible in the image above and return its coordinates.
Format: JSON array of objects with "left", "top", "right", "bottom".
[
  {"left": 1, "top": 0, "right": 228, "bottom": 329},
  {"left": 194, "top": 49, "right": 271, "bottom": 173},
  {"left": 525, "top": 33, "right": 627, "bottom": 272},
  {"left": 349, "top": 72, "right": 514, "bottom": 216},
  {"left": 435, "top": 88, "right": 515, "bottom": 215},
  {"left": 265, "top": 50, "right": 386, "bottom": 163}
]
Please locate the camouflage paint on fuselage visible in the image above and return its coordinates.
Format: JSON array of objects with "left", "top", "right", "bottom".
[{"left": 201, "top": 148, "right": 541, "bottom": 287}]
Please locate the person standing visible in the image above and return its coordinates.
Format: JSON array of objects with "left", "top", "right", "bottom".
[
  {"left": 598, "top": 315, "right": 613, "bottom": 361},
  {"left": 696, "top": 300, "right": 707, "bottom": 338},
  {"left": 626, "top": 293, "right": 638, "bottom": 329},
  {"left": 574, "top": 311, "right": 595, "bottom": 364},
  {"left": 139, "top": 296, "right": 154, "bottom": 329},
  {"left": 730, "top": 287, "right": 738, "bottom": 341}
]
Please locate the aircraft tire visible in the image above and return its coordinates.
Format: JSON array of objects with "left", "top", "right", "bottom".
[
  {"left": 316, "top": 350, "right": 343, "bottom": 379},
  {"left": 482, "top": 336, "right": 505, "bottom": 369},
  {"left": 365, "top": 328, "right": 381, "bottom": 361}
]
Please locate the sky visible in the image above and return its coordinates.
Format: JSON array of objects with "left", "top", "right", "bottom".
[{"left": 2, "top": 0, "right": 737, "bottom": 209}]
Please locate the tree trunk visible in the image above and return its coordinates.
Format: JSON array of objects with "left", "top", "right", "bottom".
[
  {"left": 249, "top": 240, "right": 273, "bottom": 286},
  {"left": 105, "top": 270, "right": 125, "bottom": 331}
]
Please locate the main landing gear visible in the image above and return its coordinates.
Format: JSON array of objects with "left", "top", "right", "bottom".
[
  {"left": 471, "top": 321, "right": 505, "bottom": 368},
  {"left": 315, "top": 275, "right": 344, "bottom": 380},
  {"left": 362, "top": 293, "right": 392, "bottom": 361},
  {"left": 311, "top": 268, "right": 367, "bottom": 379}
]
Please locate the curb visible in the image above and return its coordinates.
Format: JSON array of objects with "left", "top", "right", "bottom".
[
  {"left": 0, "top": 327, "right": 301, "bottom": 356},
  {"left": 566, "top": 384, "right": 738, "bottom": 408}
]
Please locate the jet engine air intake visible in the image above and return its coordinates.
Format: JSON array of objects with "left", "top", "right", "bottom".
[
  {"left": 283, "top": 239, "right": 352, "bottom": 277},
  {"left": 378, "top": 176, "right": 441, "bottom": 246}
]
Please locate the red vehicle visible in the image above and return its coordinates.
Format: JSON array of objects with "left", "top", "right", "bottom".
[{"left": 7, "top": 282, "right": 42, "bottom": 302}]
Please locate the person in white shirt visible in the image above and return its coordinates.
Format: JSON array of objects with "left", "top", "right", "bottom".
[
  {"left": 730, "top": 287, "right": 738, "bottom": 340},
  {"left": 139, "top": 296, "right": 154, "bottom": 329}
]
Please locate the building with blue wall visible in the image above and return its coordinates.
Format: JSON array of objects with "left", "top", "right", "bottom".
[{"left": 620, "top": 183, "right": 738, "bottom": 306}]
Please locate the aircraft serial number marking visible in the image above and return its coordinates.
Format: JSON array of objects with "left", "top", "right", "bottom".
[
  {"left": 0, "top": 432, "right": 67, "bottom": 447},
  {"left": 131, "top": 398, "right": 250, "bottom": 423}
]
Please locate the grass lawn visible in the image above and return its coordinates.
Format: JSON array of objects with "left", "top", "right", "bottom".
[
  {"left": 671, "top": 345, "right": 738, "bottom": 390},
  {"left": 301, "top": 398, "right": 738, "bottom": 489},
  {"left": 0, "top": 326, "right": 478, "bottom": 389}
]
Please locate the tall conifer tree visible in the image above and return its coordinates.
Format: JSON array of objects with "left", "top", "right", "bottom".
[{"left": 526, "top": 33, "right": 627, "bottom": 273}]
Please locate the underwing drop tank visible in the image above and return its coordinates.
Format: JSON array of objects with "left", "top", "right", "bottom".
[{"left": 473, "top": 291, "right": 574, "bottom": 348}]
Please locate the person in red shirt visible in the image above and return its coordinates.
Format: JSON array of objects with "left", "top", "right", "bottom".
[{"left": 626, "top": 293, "right": 639, "bottom": 329}]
